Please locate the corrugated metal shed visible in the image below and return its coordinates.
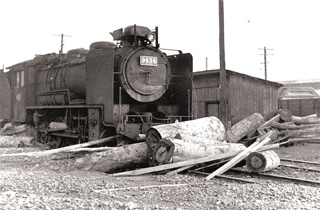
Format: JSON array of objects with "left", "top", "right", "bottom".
[
  {"left": 193, "top": 69, "right": 282, "bottom": 125},
  {"left": 279, "top": 79, "right": 320, "bottom": 95},
  {"left": 278, "top": 87, "right": 320, "bottom": 116}
]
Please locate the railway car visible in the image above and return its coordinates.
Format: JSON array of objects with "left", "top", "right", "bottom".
[{"left": 0, "top": 25, "right": 193, "bottom": 147}]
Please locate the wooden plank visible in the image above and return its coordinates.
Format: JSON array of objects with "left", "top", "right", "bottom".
[
  {"left": 205, "top": 131, "right": 273, "bottom": 180},
  {"left": 0, "top": 135, "right": 121, "bottom": 157},
  {"left": 113, "top": 149, "right": 243, "bottom": 177},
  {"left": 166, "top": 165, "right": 193, "bottom": 176},
  {"left": 204, "top": 141, "right": 260, "bottom": 180},
  {"left": 258, "top": 114, "right": 280, "bottom": 130},
  {"left": 95, "top": 183, "right": 189, "bottom": 192}
]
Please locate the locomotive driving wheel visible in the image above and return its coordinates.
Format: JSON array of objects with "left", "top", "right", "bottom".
[
  {"left": 99, "top": 128, "right": 117, "bottom": 146},
  {"left": 48, "top": 135, "right": 62, "bottom": 149}
]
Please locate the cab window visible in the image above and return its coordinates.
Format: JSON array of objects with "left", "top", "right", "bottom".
[{"left": 14, "top": 71, "right": 24, "bottom": 88}]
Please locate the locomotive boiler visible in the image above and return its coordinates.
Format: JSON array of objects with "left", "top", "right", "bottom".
[{"left": 0, "top": 25, "right": 193, "bottom": 147}]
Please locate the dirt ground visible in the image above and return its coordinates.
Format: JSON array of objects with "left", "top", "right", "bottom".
[{"left": 1, "top": 147, "right": 320, "bottom": 210}]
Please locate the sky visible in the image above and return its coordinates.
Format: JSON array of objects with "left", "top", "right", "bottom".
[{"left": 1, "top": 0, "right": 320, "bottom": 82}]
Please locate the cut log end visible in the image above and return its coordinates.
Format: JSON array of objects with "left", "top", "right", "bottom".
[
  {"left": 153, "top": 138, "right": 175, "bottom": 165},
  {"left": 246, "top": 150, "right": 280, "bottom": 173},
  {"left": 279, "top": 109, "right": 292, "bottom": 122}
]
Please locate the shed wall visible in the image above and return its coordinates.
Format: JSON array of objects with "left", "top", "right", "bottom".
[
  {"left": 228, "top": 74, "right": 279, "bottom": 123},
  {"left": 193, "top": 71, "right": 280, "bottom": 125},
  {"left": 192, "top": 74, "right": 220, "bottom": 119}
]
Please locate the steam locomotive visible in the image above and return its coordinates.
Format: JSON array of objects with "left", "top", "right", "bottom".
[{"left": 0, "top": 25, "right": 193, "bottom": 147}]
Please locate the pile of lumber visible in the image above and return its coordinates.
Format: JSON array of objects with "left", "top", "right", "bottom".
[
  {"left": 4, "top": 111, "right": 316, "bottom": 178},
  {"left": 239, "top": 109, "right": 320, "bottom": 146}
]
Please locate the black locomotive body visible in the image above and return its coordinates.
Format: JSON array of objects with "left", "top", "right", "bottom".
[{"left": 0, "top": 25, "right": 193, "bottom": 147}]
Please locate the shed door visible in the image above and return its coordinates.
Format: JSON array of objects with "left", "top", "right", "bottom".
[{"left": 206, "top": 102, "right": 219, "bottom": 118}]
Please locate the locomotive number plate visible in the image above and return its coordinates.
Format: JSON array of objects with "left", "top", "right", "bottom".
[{"left": 140, "top": 56, "right": 158, "bottom": 66}]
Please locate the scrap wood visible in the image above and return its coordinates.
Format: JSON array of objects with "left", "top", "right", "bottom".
[
  {"left": 271, "top": 122, "right": 318, "bottom": 130},
  {"left": 205, "top": 131, "right": 274, "bottom": 181},
  {"left": 166, "top": 165, "right": 193, "bottom": 175},
  {"left": 165, "top": 142, "right": 280, "bottom": 176},
  {"left": 292, "top": 115, "right": 320, "bottom": 124},
  {"left": 204, "top": 141, "right": 260, "bottom": 180},
  {"left": 258, "top": 114, "right": 280, "bottom": 130},
  {"left": 113, "top": 149, "right": 244, "bottom": 177},
  {"left": 272, "top": 133, "right": 296, "bottom": 144},
  {"left": 95, "top": 183, "right": 189, "bottom": 192},
  {"left": 66, "top": 147, "right": 114, "bottom": 153},
  {"left": 280, "top": 127, "right": 320, "bottom": 139},
  {"left": 194, "top": 159, "right": 230, "bottom": 172},
  {"left": 0, "top": 135, "right": 121, "bottom": 157}
]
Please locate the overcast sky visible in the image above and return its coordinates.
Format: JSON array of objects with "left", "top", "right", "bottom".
[{"left": 1, "top": 0, "right": 320, "bottom": 82}]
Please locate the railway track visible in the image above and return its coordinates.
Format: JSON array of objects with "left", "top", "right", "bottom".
[{"left": 187, "top": 158, "right": 320, "bottom": 186}]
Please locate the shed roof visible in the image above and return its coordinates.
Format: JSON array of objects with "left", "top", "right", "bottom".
[
  {"left": 193, "top": 69, "right": 282, "bottom": 87},
  {"left": 278, "top": 87, "right": 320, "bottom": 100}
]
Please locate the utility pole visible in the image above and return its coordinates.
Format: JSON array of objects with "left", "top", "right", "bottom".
[
  {"left": 206, "top": 57, "right": 208, "bottom": 70},
  {"left": 259, "top": 46, "right": 273, "bottom": 80},
  {"left": 219, "top": 0, "right": 228, "bottom": 128},
  {"left": 54, "top": 33, "right": 71, "bottom": 59}
]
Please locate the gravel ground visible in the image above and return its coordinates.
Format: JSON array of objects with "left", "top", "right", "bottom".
[{"left": 0, "top": 147, "right": 320, "bottom": 210}]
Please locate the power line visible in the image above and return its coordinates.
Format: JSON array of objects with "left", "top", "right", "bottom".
[{"left": 258, "top": 47, "right": 274, "bottom": 80}]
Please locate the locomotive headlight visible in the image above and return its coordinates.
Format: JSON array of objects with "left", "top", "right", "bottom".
[{"left": 146, "top": 33, "right": 156, "bottom": 42}]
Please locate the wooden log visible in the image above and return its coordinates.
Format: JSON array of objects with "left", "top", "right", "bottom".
[
  {"left": 279, "top": 109, "right": 292, "bottom": 122},
  {"left": 292, "top": 116, "right": 320, "bottom": 124},
  {"left": 205, "top": 131, "right": 274, "bottom": 180},
  {"left": 280, "top": 127, "right": 320, "bottom": 139},
  {"left": 113, "top": 149, "right": 244, "bottom": 177},
  {"left": 0, "top": 135, "right": 121, "bottom": 157},
  {"left": 226, "top": 113, "right": 265, "bottom": 143},
  {"left": 146, "top": 116, "right": 226, "bottom": 164},
  {"left": 152, "top": 137, "right": 246, "bottom": 165},
  {"left": 246, "top": 150, "right": 280, "bottom": 172},
  {"left": 271, "top": 122, "right": 318, "bottom": 130},
  {"left": 74, "top": 142, "right": 149, "bottom": 172},
  {"left": 147, "top": 116, "right": 225, "bottom": 144}
]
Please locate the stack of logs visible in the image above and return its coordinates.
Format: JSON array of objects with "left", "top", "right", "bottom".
[
  {"left": 0, "top": 109, "right": 318, "bottom": 178},
  {"left": 239, "top": 109, "right": 320, "bottom": 146}
]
